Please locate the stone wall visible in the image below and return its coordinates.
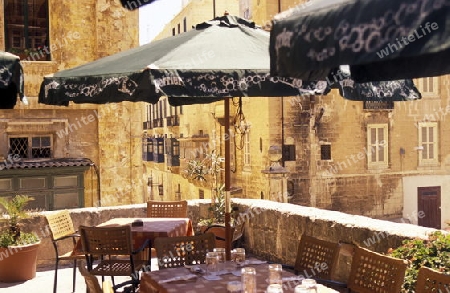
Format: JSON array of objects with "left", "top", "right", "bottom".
[{"left": 24, "top": 199, "right": 442, "bottom": 280}]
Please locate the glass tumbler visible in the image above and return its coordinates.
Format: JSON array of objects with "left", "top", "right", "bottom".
[
  {"left": 267, "top": 284, "right": 284, "bottom": 293},
  {"left": 241, "top": 267, "right": 256, "bottom": 293},
  {"left": 302, "top": 279, "right": 317, "bottom": 293},
  {"left": 294, "top": 284, "right": 310, "bottom": 293},
  {"left": 213, "top": 247, "right": 226, "bottom": 270},
  {"left": 205, "top": 252, "right": 219, "bottom": 276},
  {"left": 234, "top": 248, "right": 246, "bottom": 266},
  {"left": 268, "top": 263, "right": 282, "bottom": 285},
  {"left": 227, "top": 281, "right": 242, "bottom": 293}
]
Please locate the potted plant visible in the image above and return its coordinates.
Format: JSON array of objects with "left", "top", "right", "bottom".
[
  {"left": 184, "top": 151, "right": 225, "bottom": 224},
  {"left": 184, "top": 150, "right": 245, "bottom": 248},
  {"left": 0, "top": 195, "right": 40, "bottom": 282}
]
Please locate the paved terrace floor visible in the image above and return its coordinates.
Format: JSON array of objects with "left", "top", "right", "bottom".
[{"left": 0, "top": 258, "right": 159, "bottom": 293}]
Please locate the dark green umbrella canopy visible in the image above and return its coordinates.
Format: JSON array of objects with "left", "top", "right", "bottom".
[
  {"left": 0, "top": 51, "right": 24, "bottom": 109},
  {"left": 328, "top": 66, "right": 422, "bottom": 101},
  {"left": 270, "top": 0, "right": 450, "bottom": 82},
  {"left": 39, "top": 15, "right": 329, "bottom": 107},
  {"left": 120, "top": 0, "right": 159, "bottom": 10}
]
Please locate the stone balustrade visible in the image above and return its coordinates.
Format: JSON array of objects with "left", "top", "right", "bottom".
[{"left": 21, "top": 199, "right": 441, "bottom": 280}]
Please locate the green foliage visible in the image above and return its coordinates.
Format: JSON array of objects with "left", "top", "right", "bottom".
[
  {"left": 185, "top": 150, "right": 226, "bottom": 225},
  {"left": 388, "top": 231, "right": 450, "bottom": 292},
  {"left": 0, "top": 195, "right": 33, "bottom": 227},
  {"left": 0, "top": 231, "right": 39, "bottom": 248},
  {"left": 208, "top": 184, "right": 225, "bottom": 223},
  {"left": 0, "top": 195, "right": 39, "bottom": 248}
]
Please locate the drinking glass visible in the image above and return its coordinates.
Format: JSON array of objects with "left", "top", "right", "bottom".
[
  {"left": 234, "top": 248, "right": 246, "bottom": 266},
  {"left": 205, "top": 252, "right": 219, "bottom": 276},
  {"left": 302, "top": 279, "right": 317, "bottom": 293},
  {"left": 294, "top": 284, "right": 310, "bottom": 293},
  {"left": 268, "top": 263, "right": 282, "bottom": 285},
  {"left": 227, "top": 281, "right": 242, "bottom": 293},
  {"left": 213, "top": 247, "right": 226, "bottom": 270},
  {"left": 241, "top": 267, "right": 256, "bottom": 293},
  {"left": 267, "top": 284, "right": 284, "bottom": 293}
]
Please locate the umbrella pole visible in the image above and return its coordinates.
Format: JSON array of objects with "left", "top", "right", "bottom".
[{"left": 225, "top": 97, "right": 232, "bottom": 261}]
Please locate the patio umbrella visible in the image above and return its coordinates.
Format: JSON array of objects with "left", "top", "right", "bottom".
[
  {"left": 0, "top": 51, "right": 25, "bottom": 109},
  {"left": 269, "top": 0, "right": 450, "bottom": 82},
  {"left": 39, "top": 16, "right": 327, "bottom": 106},
  {"left": 337, "top": 79, "right": 422, "bottom": 101},
  {"left": 330, "top": 66, "right": 422, "bottom": 101},
  {"left": 120, "top": 0, "right": 159, "bottom": 10},
  {"left": 38, "top": 15, "right": 329, "bottom": 259}
]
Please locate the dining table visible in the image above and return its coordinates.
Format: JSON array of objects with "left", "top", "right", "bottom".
[
  {"left": 139, "top": 259, "right": 339, "bottom": 293},
  {"left": 97, "top": 217, "right": 194, "bottom": 250}
]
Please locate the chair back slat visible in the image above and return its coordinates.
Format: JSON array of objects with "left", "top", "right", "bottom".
[
  {"left": 147, "top": 200, "right": 188, "bottom": 218},
  {"left": 348, "top": 246, "right": 407, "bottom": 293},
  {"left": 416, "top": 266, "right": 450, "bottom": 292},
  {"left": 80, "top": 225, "right": 133, "bottom": 256},
  {"left": 45, "top": 210, "right": 76, "bottom": 240},
  {"left": 294, "top": 235, "right": 340, "bottom": 280},
  {"left": 154, "top": 232, "right": 216, "bottom": 269}
]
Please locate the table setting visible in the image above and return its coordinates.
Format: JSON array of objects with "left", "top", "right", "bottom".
[{"left": 139, "top": 247, "right": 338, "bottom": 293}]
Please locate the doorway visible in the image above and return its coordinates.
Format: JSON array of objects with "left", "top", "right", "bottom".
[{"left": 417, "top": 186, "right": 441, "bottom": 229}]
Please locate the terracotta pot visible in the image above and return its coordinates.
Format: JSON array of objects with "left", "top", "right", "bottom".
[
  {"left": 200, "top": 224, "right": 233, "bottom": 249},
  {"left": 0, "top": 241, "right": 40, "bottom": 282}
]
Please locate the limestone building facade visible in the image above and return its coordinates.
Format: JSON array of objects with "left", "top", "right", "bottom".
[{"left": 0, "top": 0, "right": 144, "bottom": 209}]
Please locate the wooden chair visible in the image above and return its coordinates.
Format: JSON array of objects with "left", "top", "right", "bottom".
[
  {"left": 154, "top": 232, "right": 216, "bottom": 269},
  {"left": 203, "top": 222, "right": 245, "bottom": 249},
  {"left": 45, "top": 210, "right": 85, "bottom": 293},
  {"left": 146, "top": 200, "right": 188, "bottom": 218},
  {"left": 79, "top": 225, "right": 150, "bottom": 293},
  {"left": 292, "top": 235, "right": 340, "bottom": 280},
  {"left": 79, "top": 262, "right": 128, "bottom": 293},
  {"left": 79, "top": 261, "right": 103, "bottom": 293},
  {"left": 416, "top": 266, "right": 450, "bottom": 292},
  {"left": 345, "top": 246, "right": 408, "bottom": 293}
]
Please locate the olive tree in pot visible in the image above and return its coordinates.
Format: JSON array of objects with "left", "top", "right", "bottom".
[
  {"left": 0, "top": 195, "right": 40, "bottom": 282},
  {"left": 184, "top": 151, "right": 243, "bottom": 248}
]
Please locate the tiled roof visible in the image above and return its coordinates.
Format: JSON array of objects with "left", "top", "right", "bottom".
[{"left": 0, "top": 158, "right": 93, "bottom": 170}]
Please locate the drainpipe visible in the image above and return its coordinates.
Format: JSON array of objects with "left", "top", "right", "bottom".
[{"left": 88, "top": 159, "right": 101, "bottom": 207}]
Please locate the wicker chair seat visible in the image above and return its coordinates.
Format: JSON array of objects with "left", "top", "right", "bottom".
[{"left": 91, "top": 259, "right": 147, "bottom": 277}]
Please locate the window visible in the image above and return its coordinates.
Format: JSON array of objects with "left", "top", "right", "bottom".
[
  {"left": 363, "top": 101, "right": 394, "bottom": 110},
  {"left": 9, "top": 135, "right": 52, "bottom": 158},
  {"left": 320, "top": 144, "right": 331, "bottom": 160},
  {"left": 418, "top": 122, "right": 438, "bottom": 166},
  {"left": 415, "top": 77, "right": 439, "bottom": 97},
  {"left": 243, "top": 131, "right": 250, "bottom": 167},
  {"left": 4, "top": 0, "right": 50, "bottom": 61},
  {"left": 367, "top": 124, "right": 388, "bottom": 168},
  {"left": 0, "top": 168, "right": 87, "bottom": 210}
]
